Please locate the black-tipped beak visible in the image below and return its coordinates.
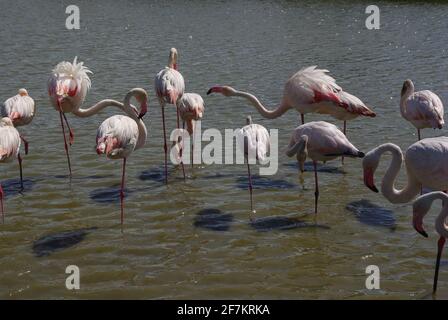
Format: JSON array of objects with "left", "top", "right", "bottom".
[
  {"left": 417, "top": 229, "right": 429, "bottom": 238},
  {"left": 138, "top": 112, "right": 146, "bottom": 120},
  {"left": 367, "top": 184, "right": 379, "bottom": 193},
  {"left": 358, "top": 151, "right": 365, "bottom": 158},
  {"left": 206, "top": 88, "right": 213, "bottom": 95}
]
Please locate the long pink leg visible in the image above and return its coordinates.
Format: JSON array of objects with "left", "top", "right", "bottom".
[
  {"left": 341, "top": 121, "right": 346, "bottom": 164},
  {"left": 433, "top": 236, "right": 446, "bottom": 294},
  {"left": 247, "top": 162, "right": 254, "bottom": 213},
  {"left": 313, "top": 161, "right": 319, "bottom": 215},
  {"left": 56, "top": 100, "right": 72, "bottom": 177},
  {"left": 18, "top": 153, "right": 23, "bottom": 190},
  {"left": 120, "top": 158, "right": 126, "bottom": 226},
  {"left": 0, "top": 183, "right": 4, "bottom": 223},
  {"left": 62, "top": 112, "right": 74, "bottom": 145},
  {"left": 161, "top": 105, "right": 168, "bottom": 185},
  {"left": 179, "top": 121, "right": 185, "bottom": 181},
  {"left": 20, "top": 135, "right": 29, "bottom": 155}
]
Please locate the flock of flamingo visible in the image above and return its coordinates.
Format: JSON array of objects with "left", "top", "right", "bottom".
[{"left": 0, "top": 48, "right": 447, "bottom": 294}]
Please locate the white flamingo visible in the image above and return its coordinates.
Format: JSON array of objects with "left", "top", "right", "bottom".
[
  {"left": 412, "top": 191, "right": 448, "bottom": 294},
  {"left": 236, "top": 116, "right": 270, "bottom": 214},
  {"left": 0, "top": 117, "right": 21, "bottom": 223},
  {"left": 155, "top": 48, "right": 185, "bottom": 184},
  {"left": 96, "top": 88, "right": 148, "bottom": 226},
  {"left": 400, "top": 79, "right": 444, "bottom": 141},
  {"left": 48, "top": 57, "right": 142, "bottom": 176},
  {"left": 206, "top": 66, "right": 375, "bottom": 136},
  {"left": 363, "top": 138, "right": 448, "bottom": 204},
  {"left": 285, "top": 121, "right": 365, "bottom": 214}
]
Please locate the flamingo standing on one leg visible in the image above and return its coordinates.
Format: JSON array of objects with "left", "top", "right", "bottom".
[
  {"left": 235, "top": 116, "right": 270, "bottom": 215},
  {"left": 176, "top": 93, "right": 205, "bottom": 169},
  {"left": 412, "top": 191, "right": 448, "bottom": 294},
  {"left": 48, "top": 57, "right": 140, "bottom": 176},
  {"left": 155, "top": 48, "right": 185, "bottom": 184},
  {"left": 285, "top": 121, "right": 365, "bottom": 215},
  {"left": 0, "top": 117, "right": 21, "bottom": 223},
  {"left": 400, "top": 79, "right": 444, "bottom": 141},
  {"left": 96, "top": 88, "right": 148, "bottom": 226},
  {"left": 206, "top": 66, "right": 375, "bottom": 132},
  {"left": 362, "top": 138, "right": 448, "bottom": 204},
  {"left": 1, "top": 89, "right": 35, "bottom": 189}
]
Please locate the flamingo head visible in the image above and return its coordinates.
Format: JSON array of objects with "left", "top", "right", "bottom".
[
  {"left": 169, "top": 48, "right": 178, "bottom": 70},
  {"left": 401, "top": 79, "right": 414, "bottom": 97},
  {"left": 135, "top": 90, "right": 149, "bottom": 119},
  {"left": 412, "top": 198, "right": 431, "bottom": 238},
  {"left": 362, "top": 151, "right": 380, "bottom": 193},
  {"left": 18, "top": 88, "right": 28, "bottom": 96},
  {"left": 206, "top": 86, "right": 236, "bottom": 97}
]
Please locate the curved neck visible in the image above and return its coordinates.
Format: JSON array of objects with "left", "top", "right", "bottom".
[
  {"left": 378, "top": 144, "right": 420, "bottom": 203},
  {"left": 233, "top": 90, "right": 290, "bottom": 119},
  {"left": 123, "top": 89, "right": 147, "bottom": 150},
  {"left": 415, "top": 192, "right": 448, "bottom": 238},
  {"left": 400, "top": 85, "right": 414, "bottom": 115},
  {"left": 72, "top": 99, "right": 125, "bottom": 118}
]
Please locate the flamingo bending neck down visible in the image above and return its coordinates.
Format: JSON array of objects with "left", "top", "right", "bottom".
[
  {"left": 48, "top": 57, "right": 144, "bottom": 177},
  {"left": 96, "top": 88, "right": 148, "bottom": 226},
  {"left": 285, "top": 121, "right": 364, "bottom": 215},
  {"left": 206, "top": 66, "right": 375, "bottom": 135},
  {"left": 400, "top": 79, "right": 444, "bottom": 141},
  {"left": 363, "top": 138, "right": 448, "bottom": 204},
  {"left": 155, "top": 48, "right": 185, "bottom": 184},
  {"left": 412, "top": 191, "right": 448, "bottom": 294},
  {"left": 0, "top": 117, "right": 21, "bottom": 222}
]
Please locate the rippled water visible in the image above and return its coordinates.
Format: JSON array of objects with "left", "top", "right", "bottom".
[{"left": 1, "top": 0, "right": 448, "bottom": 299}]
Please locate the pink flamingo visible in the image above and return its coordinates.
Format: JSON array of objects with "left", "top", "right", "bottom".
[
  {"left": 236, "top": 115, "right": 270, "bottom": 215},
  {"left": 48, "top": 57, "right": 142, "bottom": 176},
  {"left": 206, "top": 66, "right": 375, "bottom": 136},
  {"left": 400, "top": 79, "right": 444, "bottom": 141},
  {"left": 155, "top": 48, "right": 185, "bottom": 184},
  {"left": 0, "top": 117, "right": 21, "bottom": 223},
  {"left": 285, "top": 121, "right": 365, "bottom": 214},
  {"left": 96, "top": 88, "right": 148, "bottom": 226},
  {"left": 412, "top": 191, "right": 448, "bottom": 294},
  {"left": 177, "top": 93, "right": 205, "bottom": 168},
  {"left": 363, "top": 138, "right": 448, "bottom": 204}
]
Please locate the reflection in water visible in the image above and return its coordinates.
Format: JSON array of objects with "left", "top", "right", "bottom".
[
  {"left": 346, "top": 200, "right": 396, "bottom": 229},
  {"left": 32, "top": 227, "right": 98, "bottom": 257},
  {"left": 194, "top": 209, "right": 234, "bottom": 231},
  {"left": 2, "top": 178, "right": 35, "bottom": 197},
  {"left": 250, "top": 216, "right": 330, "bottom": 232},
  {"left": 236, "top": 175, "right": 296, "bottom": 190},
  {"left": 89, "top": 186, "right": 132, "bottom": 204},
  {"left": 284, "top": 161, "right": 345, "bottom": 174}
]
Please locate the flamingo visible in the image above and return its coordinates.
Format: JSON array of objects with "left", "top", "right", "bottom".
[
  {"left": 206, "top": 66, "right": 375, "bottom": 136},
  {"left": 285, "top": 121, "right": 364, "bottom": 214},
  {"left": 48, "top": 57, "right": 141, "bottom": 176},
  {"left": 0, "top": 117, "right": 21, "bottom": 223},
  {"left": 400, "top": 79, "right": 444, "bottom": 141},
  {"left": 155, "top": 48, "right": 185, "bottom": 184},
  {"left": 363, "top": 138, "right": 448, "bottom": 204},
  {"left": 412, "top": 191, "right": 448, "bottom": 294},
  {"left": 236, "top": 116, "right": 270, "bottom": 214},
  {"left": 96, "top": 88, "right": 148, "bottom": 226},
  {"left": 176, "top": 93, "right": 205, "bottom": 168}
]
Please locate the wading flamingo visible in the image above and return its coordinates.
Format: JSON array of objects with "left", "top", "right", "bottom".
[
  {"left": 412, "top": 191, "right": 448, "bottom": 294},
  {"left": 155, "top": 48, "right": 185, "bottom": 184},
  {"left": 177, "top": 93, "right": 205, "bottom": 168},
  {"left": 48, "top": 57, "right": 142, "bottom": 176},
  {"left": 236, "top": 116, "right": 270, "bottom": 215},
  {"left": 285, "top": 121, "right": 364, "bottom": 214},
  {"left": 96, "top": 88, "right": 148, "bottom": 226},
  {"left": 0, "top": 117, "right": 21, "bottom": 223},
  {"left": 400, "top": 79, "right": 444, "bottom": 141},
  {"left": 206, "top": 66, "right": 375, "bottom": 135},
  {"left": 1, "top": 88, "right": 35, "bottom": 155},
  {"left": 363, "top": 138, "right": 448, "bottom": 204}
]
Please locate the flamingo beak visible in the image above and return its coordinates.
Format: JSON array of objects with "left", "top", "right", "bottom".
[
  {"left": 207, "top": 86, "right": 222, "bottom": 95},
  {"left": 413, "top": 216, "right": 428, "bottom": 238},
  {"left": 363, "top": 168, "right": 378, "bottom": 193},
  {"left": 173, "top": 63, "right": 178, "bottom": 70},
  {"left": 138, "top": 102, "right": 148, "bottom": 119}
]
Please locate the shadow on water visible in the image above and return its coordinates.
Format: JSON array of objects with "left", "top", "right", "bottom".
[
  {"left": 32, "top": 227, "right": 98, "bottom": 257},
  {"left": 236, "top": 175, "right": 296, "bottom": 190},
  {"left": 250, "top": 216, "right": 330, "bottom": 232},
  {"left": 89, "top": 186, "right": 132, "bottom": 204},
  {"left": 194, "top": 208, "right": 234, "bottom": 231},
  {"left": 346, "top": 199, "right": 397, "bottom": 230},
  {"left": 203, "top": 173, "right": 235, "bottom": 180},
  {"left": 284, "top": 161, "right": 345, "bottom": 174},
  {"left": 54, "top": 174, "right": 114, "bottom": 180},
  {"left": 139, "top": 166, "right": 171, "bottom": 183},
  {"left": 1, "top": 178, "right": 35, "bottom": 198}
]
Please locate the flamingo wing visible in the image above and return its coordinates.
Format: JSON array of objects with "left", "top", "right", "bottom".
[
  {"left": 336, "top": 91, "right": 376, "bottom": 117},
  {"left": 155, "top": 67, "right": 185, "bottom": 103},
  {"left": 0, "top": 126, "right": 20, "bottom": 162},
  {"left": 177, "top": 93, "right": 205, "bottom": 120},
  {"left": 406, "top": 90, "right": 444, "bottom": 129},
  {"left": 2, "top": 94, "right": 35, "bottom": 125},
  {"left": 237, "top": 124, "right": 270, "bottom": 162}
]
